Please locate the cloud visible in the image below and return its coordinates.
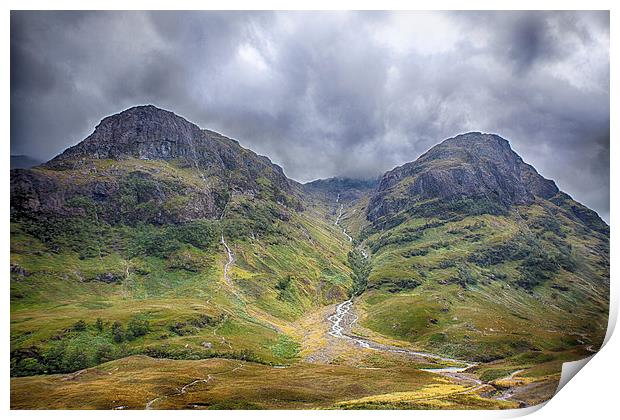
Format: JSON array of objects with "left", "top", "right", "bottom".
[{"left": 10, "top": 11, "right": 610, "bottom": 221}]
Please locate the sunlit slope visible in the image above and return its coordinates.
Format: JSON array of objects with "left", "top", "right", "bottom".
[{"left": 10, "top": 355, "right": 514, "bottom": 409}]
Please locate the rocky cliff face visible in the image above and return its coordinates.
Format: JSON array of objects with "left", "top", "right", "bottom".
[
  {"left": 11, "top": 105, "right": 298, "bottom": 224},
  {"left": 366, "top": 132, "right": 607, "bottom": 234},
  {"left": 368, "top": 133, "right": 554, "bottom": 218},
  {"left": 48, "top": 105, "right": 216, "bottom": 164},
  {"left": 45, "top": 105, "right": 292, "bottom": 190}
]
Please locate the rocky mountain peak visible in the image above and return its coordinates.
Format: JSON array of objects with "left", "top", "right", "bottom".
[
  {"left": 367, "top": 132, "right": 559, "bottom": 222},
  {"left": 47, "top": 105, "right": 211, "bottom": 165}
]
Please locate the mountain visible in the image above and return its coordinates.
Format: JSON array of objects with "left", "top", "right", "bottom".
[
  {"left": 10, "top": 155, "right": 42, "bottom": 170},
  {"left": 10, "top": 105, "right": 351, "bottom": 378},
  {"left": 304, "top": 177, "right": 378, "bottom": 203},
  {"left": 12, "top": 105, "right": 300, "bottom": 225},
  {"left": 347, "top": 132, "right": 608, "bottom": 365},
  {"left": 366, "top": 132, "right": 607, "bottom": 234},
  {"left": 10, "top": 110, "right": 609, "bottom": 410}
]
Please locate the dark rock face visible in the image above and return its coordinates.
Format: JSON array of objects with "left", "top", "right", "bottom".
[
  {"left": 10, "top": 169, "right": 68, "bottom": 217},
  {"left": 44, "top": 105, "right": 292, "bottom": 193},
  {"left": 367, "top": 132, "right": 560, "bottom": 221},
  {"left": 11, "top": 105, "right": 297, "bottom": 224},
  {"left": 48, "top": 105, "right": 219, "bottom": 164},
  {"left": 93, "top": 272, "right": 123, "bottom": 284}
]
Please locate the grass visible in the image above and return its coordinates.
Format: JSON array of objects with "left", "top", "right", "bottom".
[
  {"left": 11, "top": 355, "right": 446, "bottom": 409},
  {"left": 10, "top": 176, "right": 354, "bottom": 377},
  {"left": 334, "top": 383, "right": 518, "bottom": 410},
  {"left": 354, "top": 204, "right": 608, "bottom": 365}
]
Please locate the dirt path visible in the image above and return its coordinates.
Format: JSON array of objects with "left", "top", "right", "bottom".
[{"left": 145, "top": 362, "right": 246, "bottom": 409}]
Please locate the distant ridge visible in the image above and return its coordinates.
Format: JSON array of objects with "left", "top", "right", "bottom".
[{"left": 11, "top": 155, "right": 42, "bottom": 170}]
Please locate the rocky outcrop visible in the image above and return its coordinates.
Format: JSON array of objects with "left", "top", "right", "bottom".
[
  {"left": 47, "top": 105, "right": 221, "bottom": 165},
  {"left": 11, "top": 105, "right": 298, "bottom": 224},
  {"left": 366, "top": 132, "right": 583, "bottom": 224},
  {"left": 44, "top": 105, "right": 293, "bottom": 193}
]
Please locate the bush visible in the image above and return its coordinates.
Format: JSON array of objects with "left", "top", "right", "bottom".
[
  {"left": 112, "top": 321, "right": 125, "bottom": 343},
  {"left": 72, "top": 320, "right": 88, "bottom": 332},
  {"left": 438, "top": 260, "right": 456, "bottom": 269},
  {"left": 11, "top": 355, "right": 45, "bottom": 376},
  {"left": 276, "top": 275, "right": 293, "bottom": 291},
  {"left": 29, "top": 335, "right": 121, "bottom": 375},
  {"left": 125, "top": 224, "right": 182, "bottom": 258},
  {"left": 468, "top": 236, "right": 531, "bottom": 267},
  {"left": 95, "top": 318, "right": 104, "bottom": 332},
  {"left": 170, "top": 314, "right": 223, "bottom": 336},
  {"left": 516, "top": 249, "right": 558, "bottom": 290},
  {"left": 348, "top": 250, "right": 371, "bottom": 296},
  {"left": 140, "top": 346, "right": 266, "bottom": 364},
  {"left": 404, "top": 248, "right": 428, "bottom": 257},
  {"left": 127, "top": 318, "right": 150, "bottom": 338},
  {"left": 15, "top": 214, "right": 112, "bottom": 257},
  {"left": 386, "top": 279, "right": 421, "bottom": 293}
]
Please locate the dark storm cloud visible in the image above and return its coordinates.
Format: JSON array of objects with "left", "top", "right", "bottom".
[{"left": 10, "top": 10, "right": 610, "bottom": 221}]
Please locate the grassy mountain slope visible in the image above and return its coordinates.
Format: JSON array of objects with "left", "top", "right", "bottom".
[
  {"left": 10, "top": 107, "right": 351, "bottom": 377},
  {"left": 345, "top": 133, "right": 608, "bottom": 370}
]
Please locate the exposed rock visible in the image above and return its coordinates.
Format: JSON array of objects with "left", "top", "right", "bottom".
[
  {"left": 10, "top": 105, "right": 300, "bottom": 224},
  {"left": 92, "top": 272, "right": 123, "bottom": 284},
  {"left": 10, "top": 263, "right": 30, "bottom": 278},
  {"left": 366, "top": 132, "right": 595, "bottom": 226}
]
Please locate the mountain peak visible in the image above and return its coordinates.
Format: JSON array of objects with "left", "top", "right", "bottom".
[
  {"left": 367, "top": 132, "right": 559, "bottom": 222},
  {"left": 417, "top": 132, "right": 513, "bottom": 165},
  {"left": 47, "top": 104, "right": 207, "bottom": 165}
]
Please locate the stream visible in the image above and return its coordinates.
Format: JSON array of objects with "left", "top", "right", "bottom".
[
  {"left": 221, "top": 234, "right": 235, "bottom": 288},
  {"left": 334, "top": 194, "right": 353, "bottom": 242},
  {"left": 327, "top": 299, "right": 476, "bottom": 372},
  {"left": 326, "top": 195, "right": 528, "bottom": 405}
]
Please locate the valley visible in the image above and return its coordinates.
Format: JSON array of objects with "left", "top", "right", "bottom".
[{"left": 10, "top": 106, "right": 609, "bottom": 410}]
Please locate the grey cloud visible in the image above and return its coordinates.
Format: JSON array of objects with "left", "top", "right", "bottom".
[{"left": 10, "top": 10, "right": 609, "bottom": 222}]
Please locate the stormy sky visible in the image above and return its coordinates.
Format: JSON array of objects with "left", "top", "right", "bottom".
[{"left": 11, "top": 11, "right": 610, "bottom": 221}]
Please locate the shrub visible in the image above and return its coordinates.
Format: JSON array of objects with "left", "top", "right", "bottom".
[
  {"left": 386, "top": 279, "right": 421, "bottom": 293},
  {"left": 72, "top": 320, "right": 88, "bottom": 332},
  {"left": 404, "top": 248, "right": 428, "bottom": 257},
  {"left": 95, "top": 318, "right": 104, "bottom": 332},
  {"left": 468, "top": 237, "right": 531, "bottom": 267},
  {"left": 127, "top": 318, "right": 150, "bottom": 339},
  {"left": 111, "top": 321, "right": 125, "bottom": 343},
  {"left": 276, "top": 275, "right": 293, "bottom": 291},
  {"left": 438, "top": 260, "right": 456, "bottom": 269},
  {"left": 169, "top": 314, "right": 222, "bottom": 336},
  {"left": 348, "top": 250, "right": 371, "bottom": 296}
]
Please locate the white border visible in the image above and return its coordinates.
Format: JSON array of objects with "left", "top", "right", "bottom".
[{"left": 3, "top": 2, "right": 616, "bottom": 420}]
